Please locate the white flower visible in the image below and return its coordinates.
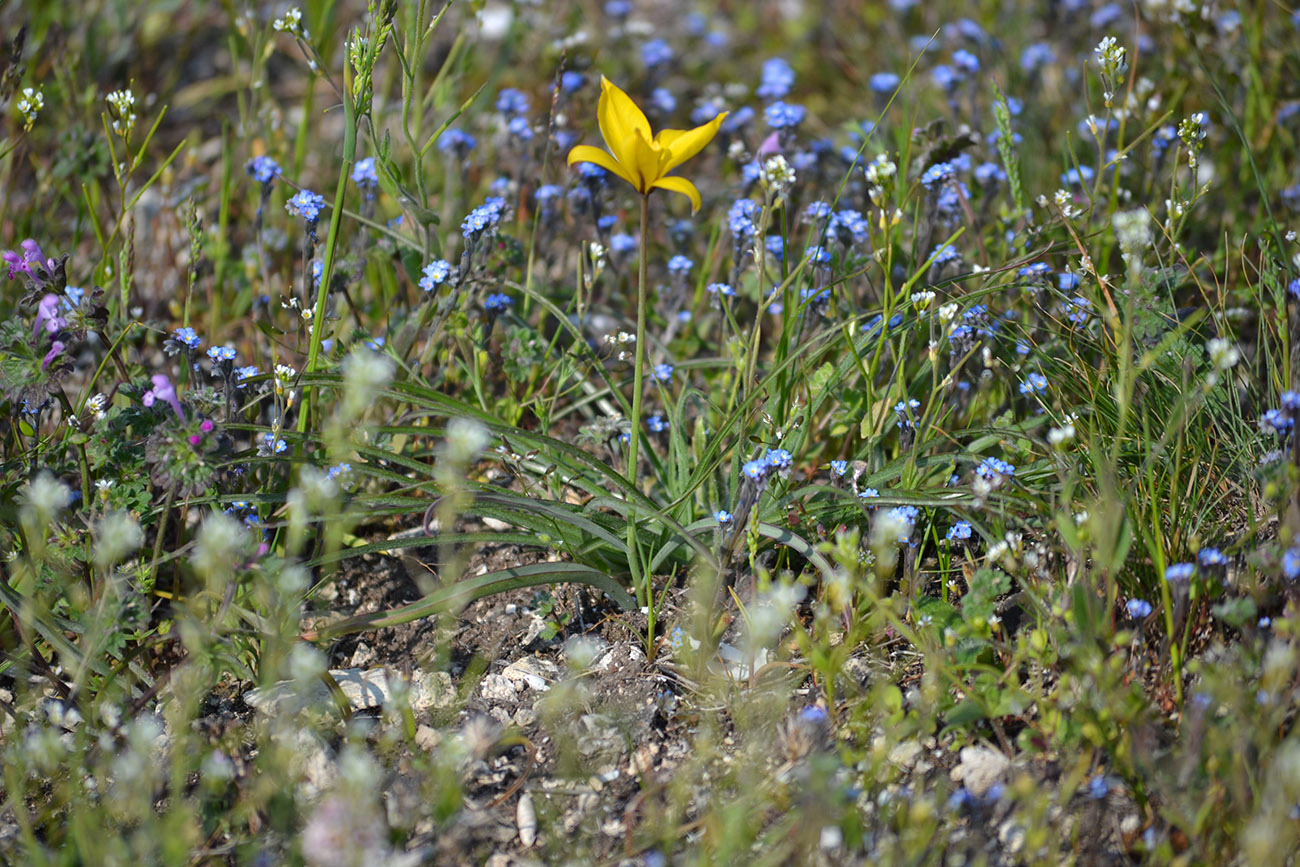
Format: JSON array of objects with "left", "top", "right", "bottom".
[
  {"left": 1053, "top": 189, "right": 1077, "bottom": 219},
  {"left": 1047, "top": 423, "right": 1076, "bottom": 447},
  {"left": 88, "top": 393, "right": 108, "bottom": 420},
  {"left": 445, "top": 417, "right": 491, "bottom": 465},
  {"left": 275, "top": 562, "right": 310, "bottom": 595},
  {"left": 864, "top": 153, "right": 897, "bottom": 185},
  {"left": 342, "top": 348, "right": 394, "bottom": 419},
  {"left": 288, "top": 642, "right": 326, "bottom": 683},
  {"left": 105, "top": 89, "right": 137, "bottom": 136},
  {"left": 759, "top": 155, "right": 796, "bottom": 197},
  {"left": 1206, "top": 337, "right": 1239, "bottom": 371},
  {"left": 1113, "top": 208, "right": 1153, "bottom": 255},
  {"left": 20, "top": 472, "right": 71, "bottom": 526},
  {"left": 194, "top": 511, "right": 248, "bottom": 581},
  {"left": 94, "top": 512, "right": 143, "bottom": 569},
  {"left": 273, "top": 7, "right": 309, "bottom": 38},
  {"left": 16, "top": 86, "right": 43, "bottom": 129},
  {"left": 296, "top": 465, "right": 339, "bottom": 507}
]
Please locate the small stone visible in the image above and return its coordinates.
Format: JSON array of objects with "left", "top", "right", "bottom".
[
  {"left": 349, "top": 641, "right": 375, "bottom": 667},
  {"left": 246, "top": 667, "right": 454, "bottom": 715},
  {"left": 998, "top": 819, "right": 1026, "bottom": 855},
  {"left": 414, "top": 725, "right": 440, "bottom": 752},
  {"left": 520, "top": 616, "right": 548, "bottom": 646},
  {"left": 287, "top": 729, "right": 335, "bottom": 801},
  {"left": 517, "top": 792, "right": 537, "bottom": 848},
  {"left": 409, "top": 670, "right": 456, "bottom": 712},
  {"left": 889, "top": 740, "right": 923, "bottom": 769},
  {"left": 628, "top": 743, "right": 658, "bottom": 777},
  {"left": 479, "top": 673, "right": 520, "bottom": 703},
  {"left": 502, "top": 657, "right": 559, "bottom": 691},
  {"left": 952, "top": 744, "right": 1010, "bottom": 797}
]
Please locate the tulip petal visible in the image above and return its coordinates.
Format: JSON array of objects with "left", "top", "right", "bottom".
[
  {"left": 657, "top": 112, "right": 728, "bottom": 174},
  {"left": 598, "top": 77, "right": 651, "bottom": 164},
  {"left": 649, "top": 175, "right": 703, "bottom": 213},
  {"left": 624, "top": 128, "right": 667, "bottom": 193},
  {"left": 567, "top": 144, "right": 638, "bottom": 189}
]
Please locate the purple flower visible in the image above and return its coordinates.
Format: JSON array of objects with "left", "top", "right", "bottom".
[
  {"left": 921, "top": 162, "right": 955, "bottom": 191},
  {"left": 1125, "top": 599, "right": 1152, "bottom": 619},
  {"left": 286, "top": 190, "right": 326, "bottom": 222},
  {"left": 1283, "top": 547, "right": 1300, "bottom": 581},
  {"left": 234, "top": 365, "right": 260, "bottom": 387},
  {"left": 34, "top": 294, "right": 66, "bottom": 339},
  {"left": 437, "top": 128, "right": 477, "bottom": 156},
  {"left": 870, "top": 72, "right": 901, "bottom": 94},
  {"left": 641, "top": 38, "right": 674, "bottom": 68},
  {"left": 142, "top": 373, "right": 185, "bottom": 420},
  {"left": 1019, "top": 372, "right": 1049, "bottom": 396},
  {"left": 495, "top": 87, "right": 531, "bottom": 116},
  {"left": 351, "top": 157, "right": 379, "bottom": 192},
  {"left": 757, "top": 58, "right": 796, "bottom": 100},
  {"left": 799, "top": 705, "right": 828, "bottom": 725},
  {"left": 5, "top": 239, "right": 59, "bottom": 288},
  {"left": 952, "top": 49, "right": 980, "bottom": 75},
  {"left": 764, "top": 101, "right": 806, "bottom": 130},
  {"left": 507, "top": 116, "right": 534, "bottom": 141},
  {"left": 172, "top": 327, "right": 201, "bottom": 350},
  {"left": 420, "top": 259, "right": 452, "bottom": 292},
  {"left": 246, "top": 155, "right": 282, "bottom": 186},
  {"left": 41, "top": 340, "right": 66, "bottom": 371}
]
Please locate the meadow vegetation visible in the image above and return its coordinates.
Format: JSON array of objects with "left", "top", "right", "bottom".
[{"left": 2, "top": 0, "right": 1300, "bottom": 863}]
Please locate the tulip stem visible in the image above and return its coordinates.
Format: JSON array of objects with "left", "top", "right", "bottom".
[{"left": 626, "top": 193, "right": 651, "bottom": 608}]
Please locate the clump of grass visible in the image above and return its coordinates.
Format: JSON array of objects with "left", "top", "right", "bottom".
[{"left": 2, "top": 1, "right": 1300, "bottom": 863}]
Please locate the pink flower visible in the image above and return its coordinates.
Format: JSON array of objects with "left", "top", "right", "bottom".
[
  {"left": 756, "top": 131, "right": 782, "bottom": 159},
  {"left": 3, "top": 239, "right": 54, "bottom": 283},
  {"left": 41, "top": 340, "right": 65, "bottom": 370},
  {"left": 33, "top": 294, "right": 65, "bottom": 339},
  {"left": 142, "top": 373, "right": 185, "bottom": 421}
]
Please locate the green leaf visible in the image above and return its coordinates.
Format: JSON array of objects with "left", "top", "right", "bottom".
[
  {"left": 915, "top": 595, "right": 961, "bottom": 632},
  {"left": 1210, "top": 596, "right": 1257, "bottom": 629},
  {"left": 943, "top": 698, "right": 988, "bottom": 731},
  {"left": 808, "top": 362, "right": 835, "bottom": 399},
  {"left": 962, "top": 568, "right": 1010, "bottom": 623}
]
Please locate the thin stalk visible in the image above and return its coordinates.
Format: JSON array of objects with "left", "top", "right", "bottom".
[
  {"left": 626, "top": 193, "right": 651, "bottom": 608},
  {"left": 300, "top": 58, "right": 359, "bottom": 435},
  {"left": 149, "top": 485, "right": 178, "bottom": 593}
]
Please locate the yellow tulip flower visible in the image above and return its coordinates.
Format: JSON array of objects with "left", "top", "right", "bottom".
[{"left": 567, "top": 77, "right": 727, "bottom": 213}]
